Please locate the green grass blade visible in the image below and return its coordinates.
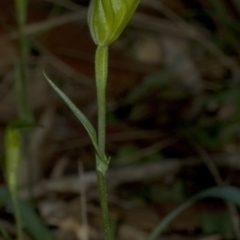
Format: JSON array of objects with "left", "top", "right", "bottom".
[
  {"left": 147, "top": 186, "right": 240, "bottom": 240},
  {"left": 44, "top": 72, "right": 108, "bottom": 166},
  {"left": 19, "top": 200, "right": 54, "bottom": 240},
  {"left": 0, "top": 186, "right": 54, "bottom": 240}
]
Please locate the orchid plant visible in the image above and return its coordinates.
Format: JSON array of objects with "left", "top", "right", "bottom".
[{"left": 45, "top": 0, "right": 139, "bottom": 239}]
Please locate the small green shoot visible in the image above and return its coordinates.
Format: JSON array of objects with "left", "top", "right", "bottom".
[{"left": 4, "top": 124, "right": 22, "bottom": 240}]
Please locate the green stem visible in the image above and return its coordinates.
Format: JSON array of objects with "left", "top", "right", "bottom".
[
  {"left": 95, "top": 46, "right": 108, "bottom": 154},
  {"left": 14, "top": 0, "right": 35, "bottom": 202},
  {"left": 95, "top": 45, "right": 111, "bottom": 240},
  {"left": 15, "top": 19, "right": 33, "bottom": 122},
  {"left": 97, "top": 171, "right": 111, "bottom": 240}
]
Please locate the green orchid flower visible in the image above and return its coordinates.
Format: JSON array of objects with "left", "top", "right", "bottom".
[{"left": 88, "top": 0, "right": 139, "bottom": 46}]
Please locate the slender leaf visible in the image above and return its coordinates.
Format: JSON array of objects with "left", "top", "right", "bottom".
[
  {"left": 147, "top": 186, "right": 240, "bottom": 240},
  {"left": 44, "top": 72, "right": 108, "bottom": 165},
  {"left": 19, "top": 200, "right": 54, "bottom": 240},
  {"left": 0, "top": 186, "right": 54, "bottom": 240}
]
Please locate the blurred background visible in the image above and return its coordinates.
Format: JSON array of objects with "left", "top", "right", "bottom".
[{"left": 1, "top": 0, "right": 240, "bottom": 239}]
